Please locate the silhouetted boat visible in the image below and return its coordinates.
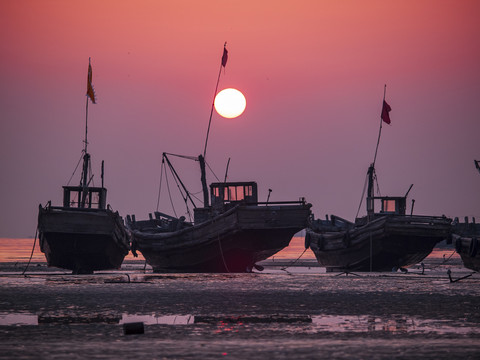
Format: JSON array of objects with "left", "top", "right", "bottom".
[
  {"left": 126, "top": 154, "right": 311, "bottom": 272},
  {"left": 37, "top": 163, "right": 130, "bottom": 274},
  {"left": 452, "top": 217, "right": 479, "bottom": 272},
  {"left": 306, "top": 164, "right": 452, "bottom": 272},
  {"left": 37, "top": 59, "right": 130, "bottom": 274},
  {"left": 451, "top": 161, "right": 480, "bottom": 271}
]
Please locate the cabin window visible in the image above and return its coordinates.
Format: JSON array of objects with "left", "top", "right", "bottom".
[
  {"left": 211, "top": 182, "right": 257, "bottom": 206},
  {"left": 91, "top": 192, "right": 100, "bottom": 208},
  {"left": 382, "top": 199, "right": 396, "bottom": 213},
  {"left": 224, "top": 186, "right": 245, "bottom": 202}
]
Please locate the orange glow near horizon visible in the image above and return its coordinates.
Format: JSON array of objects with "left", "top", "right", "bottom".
[{"left": 0, "top": 237, "right": 315, "bottom": 262}]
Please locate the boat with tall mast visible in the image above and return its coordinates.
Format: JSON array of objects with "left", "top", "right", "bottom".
[
  {"left": 306, "top": 89, "right": 452, "bottom": 272},
  {"left": 126, "top": 153, "right": 311, "bottom": 273},
  {"left": 37, "top": 59, "right": 130, "bottom": 274},
  {"left": 126, "top": 45, "right": 311, "bottom": 272}
]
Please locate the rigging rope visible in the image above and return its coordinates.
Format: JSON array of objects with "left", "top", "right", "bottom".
[
  {"left": 355, "top": 172, "right": 369, "bottom": 219},
  {"left": 67, "top": 151, "right": 85, "bottom": 185},
  {"left": 156, "top": 159, "right": 165, "bottom": 211},
  {"left": 164, "top": 167, "right": 178, "bottom": 218},
  {"left": 167, "top": 160, "right": 193, "bottom": 221},
  {"left": 205, "top": 160, "right": 220, "bottom": 182}
]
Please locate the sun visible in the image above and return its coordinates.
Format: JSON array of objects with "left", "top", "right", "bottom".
[{"left": 214, "top": 88, "right": 246, "bottom": 118}]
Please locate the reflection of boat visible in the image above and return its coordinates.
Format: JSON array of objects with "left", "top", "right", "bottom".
[
  {"left": 306, "top": 166, "right": 451, "bottom": 272},
  {"left": 126, "top": 154, "right": 311, "bottom": 273},
  {"left": 37, "top": 60, "right": 130, "bottom": 274}
]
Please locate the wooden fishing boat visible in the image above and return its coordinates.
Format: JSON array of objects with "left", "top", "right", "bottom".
[
  {"left": 452, "top": 234, "right": 479, "bottom": 272},
  {"left": 126, "top": 154, "right": 311, "bottom": 273},
  {"left": 306, "top": 95, "right": 452, "bottom": 271},
  {"left": 451, "top": 161, "right": 480, "bottom": 271},
  {"left": 306, "top": 165, "right": 452, "bottom": 271},
  {"left": 37, "top": 59, "right": 130, "bottom": 274},
  {"left": 451, "top": 217, "right": 479, "bottom": 271},
  {"left": 38, "top": 172, "right": 130, "bottom": 274}
]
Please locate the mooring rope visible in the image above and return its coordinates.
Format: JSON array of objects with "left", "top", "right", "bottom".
[
  {"left": 217, "top": 234, "right": 231, "bottom": 273},
  {"left": 427, "top": 250, "right": 457, "bottom": 271},
  {"left": 22, "top": 229, "right": 38, "bottom": 276},
  {"left": 281, "top": 247, "right": 308, "bottom": 271}
]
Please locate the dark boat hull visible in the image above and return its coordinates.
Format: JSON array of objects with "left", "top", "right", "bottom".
[
  {"left": 131, "top": 204, "right": 311, "bottom": 272},
  {"left": 306, "top": 215, "right": 452, "bottom": 272},
  {"left": 38, "top": 206, "right": 130, "bottom": 273},
  {"left": 453, "top": 235, "right": 479, "bottom": 271}
]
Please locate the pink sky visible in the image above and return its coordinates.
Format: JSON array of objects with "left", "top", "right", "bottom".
[{"left": 1, "top": 0, "right": 479, "bottom": 237}]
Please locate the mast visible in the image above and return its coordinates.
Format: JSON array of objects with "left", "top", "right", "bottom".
[
  {"left": 372, "top": 85, "right": 388, "bottom": 169},
  {"left": 203, "top": 43, "right": 228, "bottom": 159},
  {"left": 198, "top": 155, "right": 209, "bottom": 207},
  {"left": 366, "top": 85, "right": 391, "bottom": 219},
  {"left": 80, "top": 58, "right": 96, "bottom": 207},
  {"left": 366, "top": 164, "right": 375, "bottom": 220}
]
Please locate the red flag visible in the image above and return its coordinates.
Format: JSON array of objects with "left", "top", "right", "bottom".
[
  {"left": 86, "top": 60, "right": 96, "bottom": 104},
  {"left": 221, "top": 47, "right": 228, "bottom": 67},
  {"left": 381, "top": 100, "right": 391, "bottom": 124}
]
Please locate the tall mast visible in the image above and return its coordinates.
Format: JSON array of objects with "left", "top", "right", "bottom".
[
  {"left": 198, "top": 155, "right": 209, "bottom": 207},
  {"left": 367, "top": 85, "right": 391, "bottom": 218},
  {"left": 372, "top": 85, "right": 387, "bottom": 169},
  {"left": 366, "top": 164, "right": 375, "bottom": 220},
  {"left": 203, "top": 42, "right": 228, "bottom": 159},
  {"left": 80, "top": 58, "right": 96, "bottom": 206}
]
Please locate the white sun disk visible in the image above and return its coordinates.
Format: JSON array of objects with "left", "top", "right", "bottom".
[{"left": 214, "top": 88, "right": 246, "bottom": 118}]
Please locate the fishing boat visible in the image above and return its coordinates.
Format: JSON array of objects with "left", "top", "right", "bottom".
[
  {"left": 452, "top": 217, "right": 479, "bottom": 272},
  {"left": 451, "top": 160, "right": 480, "bottom": 271},
  {"left": 306, "top": 165, "right": 452, "bottom": 272},
  {"left": 37, "top": 59, "right": 130, "bottom": 274},
  {"left": 126, "top": 154, "right": 311, "bottom": 273},
  {"left": 305, "top": 92, "right": 451, "bottom": 272}
]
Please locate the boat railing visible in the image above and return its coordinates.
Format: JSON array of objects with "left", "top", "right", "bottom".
[
  {"left": 248, "top": 200, "right": 308, "bottom": 206},
  {"left": 125, "top": 213, "right": 193, "bottom": 233},
  {"left": 46, "top": 205, "right": 108, "bottom": 213}
]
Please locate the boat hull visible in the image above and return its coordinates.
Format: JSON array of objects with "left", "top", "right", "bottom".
[
  {"left": 38, "top": 206, "right": 130, "bottom": 273},
  {"left": 306, "top": 215, "right": 452, "bottom": 272},
  {"left": 131, "top": 204, "right": 311, "bottom": 272},
  {"left": 453, "top": 235, "right": 479, "bottom": 271}
]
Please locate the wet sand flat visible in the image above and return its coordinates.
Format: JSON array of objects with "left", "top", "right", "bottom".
[{"left": 0, "top": 252, "right": 479, "bottom": 359}]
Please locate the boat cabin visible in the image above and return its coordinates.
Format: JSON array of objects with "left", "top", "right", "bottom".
[
  {"left": 369, "top": 195, "right": 407, "bottom": 217},
  {"left": 210, "top": 181, "right": 258, "bottom": 206},
  {"left": 62, "top": 186, "right": 107, "bottom": 209},
  {"left": 193, "top": 182, "right": 258, "bottom": 224}
]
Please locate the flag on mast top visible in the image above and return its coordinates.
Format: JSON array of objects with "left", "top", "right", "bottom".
[
  {"left": 221, "top": 43, "right": 228, "bottom": 67},
  {"left": 87, "top": 58, "right": 96, "bottom": 104},
  {"left": 381, "top": 100, "right": 391, "bottom": 124}
]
